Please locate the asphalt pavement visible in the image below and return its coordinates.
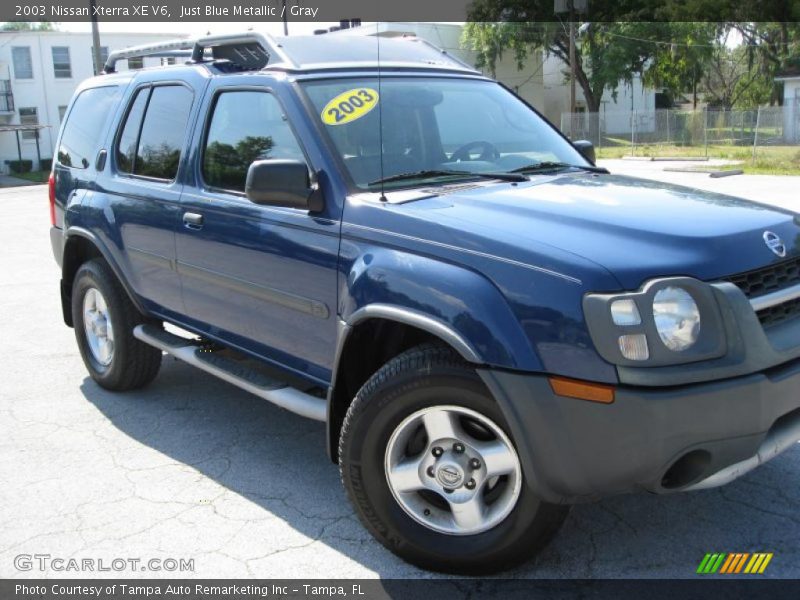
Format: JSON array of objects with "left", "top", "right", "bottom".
[{"left": 1, "top": 183, "right": 798, "bottom": 579}]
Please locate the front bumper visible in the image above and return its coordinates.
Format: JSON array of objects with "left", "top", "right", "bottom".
[{"left": 479, "top": 356, "right": 800, "bottom": 504}]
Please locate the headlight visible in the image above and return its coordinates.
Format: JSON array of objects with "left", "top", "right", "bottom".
[
  {"left": 583, "top": 277, "right": 725, "bottom": 368},
  {"left": 652, "top": 286, "right": 701, "bottom": 351}
]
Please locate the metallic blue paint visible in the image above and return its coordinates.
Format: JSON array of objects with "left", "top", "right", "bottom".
[{"left": 53, "top": 66, "right": 800, "bottom": 389}]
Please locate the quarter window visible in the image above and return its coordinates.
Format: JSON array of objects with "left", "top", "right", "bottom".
[
  {"left": 12, "top": 47, "right": 33, "bottom": 79},
  {"left": 57, "top": 86, "right": 120, "bottom": 169},
  {"left": 203, "top": 90, "right": 305, "bottom": 192},
  {"left": 51, "top": 47, "right": 72, "bottom": 78},
  {"left": 115, "top": 85, "right": 193, "bottom": 180}
]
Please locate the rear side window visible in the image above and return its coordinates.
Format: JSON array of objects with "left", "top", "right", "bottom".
[
  {"left": 57, "top": 86, "right": 120, "bottom": 169},
  {"left": 202, "top": 90, "right": 305, "bottom": 193},
  {"left": 115, "top": 85, "right": 193, "bottom": 181},
  {"left": 116, "top": 89, "right": 149, "bottom": 173}
]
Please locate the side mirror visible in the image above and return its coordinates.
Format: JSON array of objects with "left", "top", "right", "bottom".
[
  {"left": 572, "top": 140, "right": 596, "bottom": 166},
  {"left": 245, "top": 159, "right": 324, "bottom": 212}
]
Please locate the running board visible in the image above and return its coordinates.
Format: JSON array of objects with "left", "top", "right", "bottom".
[{"left": 133, "top": 324, "right": 326, "bottom": 421}]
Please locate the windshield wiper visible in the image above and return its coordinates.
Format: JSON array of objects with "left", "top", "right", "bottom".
[
  {"left": 368, "top": 169, "right": 527, "bottom": 187},
  {"left": 509, "top": 162, "right": 608, "bottom": 174}
]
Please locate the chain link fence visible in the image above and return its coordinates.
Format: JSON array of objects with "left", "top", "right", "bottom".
[{"left": 559, "top": 106, "right": 800, "bottom": 160}]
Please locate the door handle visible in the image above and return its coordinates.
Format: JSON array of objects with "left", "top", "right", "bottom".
[{"left": 183, "top": 212, "right": 204, "bottom": 229}]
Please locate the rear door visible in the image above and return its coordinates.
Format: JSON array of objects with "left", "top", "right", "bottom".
[
  {"left": 98, "top": 75, "right": 203, "bottom": 315},
  {"left": 175, "top": 82, "right": 341, "bottom": 384}
]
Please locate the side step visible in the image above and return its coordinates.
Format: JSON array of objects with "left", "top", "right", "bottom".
[{"left": 133, "top": 324, "right": 326, "bottom": 421}]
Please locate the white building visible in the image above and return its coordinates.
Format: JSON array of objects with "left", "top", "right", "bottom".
[
  {"left": 328, "top": 22, "right": 655, "bottom": 132},
  {"left": 542, "top": 58, "right": 656, "bottom": 134},
  {"left": 0, "top": 30, "right": 185, "bottom": 173},
  {"left": 776, "top": 70, "right": 800, "bottom": 143}
]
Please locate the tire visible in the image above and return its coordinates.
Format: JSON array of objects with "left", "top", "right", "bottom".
[
  {"left": 339, "top": 343, "right": 569, "bottom": 574},
  {"left": 71, "top": 258, "right": 162, "bottom": 391}
]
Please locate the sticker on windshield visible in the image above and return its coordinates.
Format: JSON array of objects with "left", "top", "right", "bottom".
[{"left": 321, "top": 88, "right": 379, "bottom": 126}]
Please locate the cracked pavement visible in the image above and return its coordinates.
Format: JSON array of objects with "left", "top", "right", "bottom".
[{"left": 1, "top": 183, "right": 799, "bottom": 580}]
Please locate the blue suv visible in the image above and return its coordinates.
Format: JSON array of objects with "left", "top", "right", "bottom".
[{"left": 50, "top": 32, "right": 800, "bottom": 573}]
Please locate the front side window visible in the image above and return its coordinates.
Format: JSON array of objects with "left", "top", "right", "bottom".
[
  {"left": 19, "top": 107, "right": 38, "bottom": 140},
  {"left": 203, "top": 90, "right": 305, "bottom": 193},
  {"left": 58, "top": 86, "right": 120, "bottom": 169},
  {"left": 301, "top": 77, "right": 588, "bottom": 190},
  {"left": 12, "top": 47, "right": 33, "bottom": 79},
  {"left": 51, "top": 47, "right": 72, "bottom": 78},
  {"left": 115, "top": 85, "right": 193, "bottom": 180}
]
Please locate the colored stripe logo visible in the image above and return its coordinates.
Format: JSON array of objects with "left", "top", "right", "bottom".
[{"left": 697, "top": 552, "right": 773, "bottom": 574}]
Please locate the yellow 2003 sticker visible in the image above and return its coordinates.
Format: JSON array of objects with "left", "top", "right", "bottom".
[{"left": 321, "top": 88, "right": 379, "bottom": 126}]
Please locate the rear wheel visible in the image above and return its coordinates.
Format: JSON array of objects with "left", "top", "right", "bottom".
[
  {"left": 339, "top": 343, "right": 568, "bottom": 574},
  {"left": 71, "top": 259, "right": 162, "bottom": 391}
]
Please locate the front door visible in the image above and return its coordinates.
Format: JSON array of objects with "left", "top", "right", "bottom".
[{"left": 175, "top": 87, "right": 340, "bottom": 384}]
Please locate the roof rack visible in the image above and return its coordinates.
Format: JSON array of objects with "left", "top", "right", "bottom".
[
  {"left": 103, "top": 32, "right": 295, "bottom": 74},
  {"left": 102, "top": 32, "right": 476, "bottom": 76}
]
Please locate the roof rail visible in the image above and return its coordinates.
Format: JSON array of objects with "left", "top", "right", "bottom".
[
  {"left": 103, "top": 32, "right": 296, "bottom": 74},
  {"left": 103, "top": 38, "right": 195, "bottom": 73}
]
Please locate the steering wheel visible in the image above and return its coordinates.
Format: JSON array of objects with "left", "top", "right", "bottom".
[{"left": 450, "top": 141, "right": 501, "bottom": 163}]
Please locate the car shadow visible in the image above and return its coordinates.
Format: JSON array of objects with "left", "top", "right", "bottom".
[{"left": 81, "top": 357, "right": 800, "bottom": 579}]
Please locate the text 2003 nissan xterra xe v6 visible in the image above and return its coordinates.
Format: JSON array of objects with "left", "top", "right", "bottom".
[{"left": 49, "top": 33, "right": 800, "bottom": 573}]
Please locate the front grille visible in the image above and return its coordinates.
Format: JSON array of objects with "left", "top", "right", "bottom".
[
  {"left": 758, "top": 296, "right": 800, "bottom": 328},
  {"left": 727, "top": 256, "right": 800, "bottom": 297},
  {"left": 725, "top": 257, "right": 800, "bottom": 328}
]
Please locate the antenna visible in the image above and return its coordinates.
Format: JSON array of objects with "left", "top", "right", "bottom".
[{"left": 376, "top": 23, "right": 387, "bottom": 202}]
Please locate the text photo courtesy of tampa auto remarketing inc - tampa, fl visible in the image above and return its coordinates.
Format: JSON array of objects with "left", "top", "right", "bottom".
[{"left": 2, "top": 0, "right": 800, "bottom": 598}]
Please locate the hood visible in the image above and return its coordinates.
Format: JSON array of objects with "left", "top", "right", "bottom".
[{"left": 388, "top": 172, "right": 800, "bottom": 290}]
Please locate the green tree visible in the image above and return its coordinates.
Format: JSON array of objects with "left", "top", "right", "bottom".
[
  {"left": 701, "top": 42, "right": 774, "bottom": 109},
  {"left": 729, "top": 22, "right": 800, "bottom": 105},
  {"left": 463, "top": 9, "right": 718, "bottom": 113},
  {"left": 639, "top": 22, "right": 718, "bottom": 109},
  {"left": 1, "top": 22, "right": 58, "bottom": 31}
]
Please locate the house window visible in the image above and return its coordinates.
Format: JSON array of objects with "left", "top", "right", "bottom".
[
  {"left": 91, "top": 46, "right": 109, "bottom": 73},
  {"left": 160, "top": 57, "right": 177, "bottom": 66},
  {"left": 52, "top": 46, "right": 72, "bottom": 78},
  {"left": 128, "top": 57, "right": 144, "bottom": 70},
  {"left": 12, "top": 47, "right": 33, "bottom": 79},
  {"left": 19, "top": 107, "right": 38, "bottom": 140},
  {"left": 58, "top": 105, "right": 68, "bottom": 123}
]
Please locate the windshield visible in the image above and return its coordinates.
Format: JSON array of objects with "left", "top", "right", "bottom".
[{"left": 300, "top": 77, "right": 589, "bottom": 190}]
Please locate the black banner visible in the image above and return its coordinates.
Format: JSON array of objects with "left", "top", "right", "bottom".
[
  {"left": 6, "top": 579, "right": 800, "bottom": 600},
  {"left": 3, "top": 0, "right": 800, "bottom": 23}
]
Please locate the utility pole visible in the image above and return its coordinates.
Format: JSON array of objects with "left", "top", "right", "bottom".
[
  {"left": 569, "top": 6, "right": 576, "bottom": 138},
  {"left": 90, "top": 0, "right": 102, "bottom": 74}
]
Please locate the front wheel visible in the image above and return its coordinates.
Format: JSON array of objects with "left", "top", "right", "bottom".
[{"left": 339, "top": 344, "right": 568, "bottom": 574}]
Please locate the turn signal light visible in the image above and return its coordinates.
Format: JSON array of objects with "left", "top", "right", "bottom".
[{"left": 549, "top": 376, "right": 615, "bottom": 404}]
